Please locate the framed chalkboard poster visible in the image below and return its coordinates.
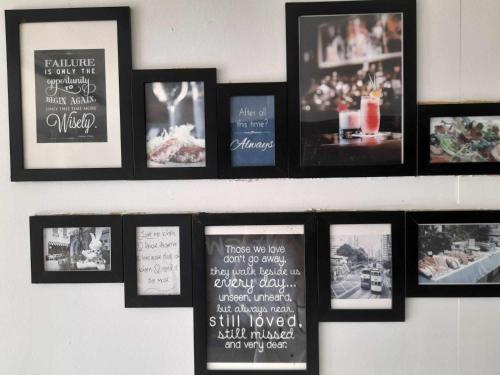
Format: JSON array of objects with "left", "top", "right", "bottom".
[
  {"left": 217, "top": 83, "right": 288, "bottom": 179},
  {"left": 192, "top": 213, "right": 318, "bottom": 375},
  {"left": 6, "top": 7, "right": 133, "bottom": 181}
]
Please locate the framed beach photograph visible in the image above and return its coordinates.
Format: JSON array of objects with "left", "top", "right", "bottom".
[
  {"left": 6, "top": 7, "right": 133, "bottom": 181},
  {"left": 132, "top": 69, "right": 217, "bottom": 179},
  {"left": 418, "top": 103, "right": 500, "bottom": 175},
  {"left": 407, "top": 211, "right": 500, "bottom": 297},
  {"left": 123, "top": 214, "right": 192, "bottom": 308},
  {"left": 286, "top": 0, "right": 416, "bottom": 178},
  {"left": 217, "top": 83, "right": 288, "bottom": 179},
  {"left": 30, "top": 215, "right": 123, "bottom": 283},
  {"left": 192, "top": 213, "right": 318, "bottom": 375},
  {"left": 317, "top": 212, "right": 405, "bottom": 322}
]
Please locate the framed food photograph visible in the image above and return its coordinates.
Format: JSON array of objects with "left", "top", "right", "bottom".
[
  {"left": 132, "top": 69, "right": 217, "bottom": 179},
  {"left": 192, "top": 213, "right": 318, "bottom": 375},
  {"left": 317, "top": 212, "right": 405, "bottom": 322},
  {"left": 30, "top": 215, "right": 123, "bottom": 283},
  {"left": 217, "top": 83, "right": 288, "bottom": 179},
  {"left": 418, "top": 103, "right": 500, "bottom": 175},
  {"left": 286, "top": 0, "right": 416, "bottom": 178},
  {"left": 6, "top": 7, "right": 133, "bottom": 181},
  {"left": 123, "top": 214, "right": 192, "bottom": 308},
  {"left": 407, "top": 211, "right": 500, "bottom": 297}
]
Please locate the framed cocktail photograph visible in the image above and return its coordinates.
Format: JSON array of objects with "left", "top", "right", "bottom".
[
  {"left": 317, "top": 211, "right": 405, "bottom": 322},
  {"left": 30, "top": 215, "right": 123, "bottom": 283},
  {"left": 286, "top": 0, "right": 416, "bottom": 178},
  {"left": 132, "top": 69, "right": 217, "bottom": 179},
  {"left": 418, "top": 103, "right": 500, "bottom": 176},
  {"left": 217, "top": 83, "right": 288, "bottom": 179},
  {"left": 192, "top": 213, "right": 318, "bottom": 375},
  {"left": 123, "top": 214, "right": 192, "bottom": 308},
  {"left": 407, "top": 211, "right": 500, "bottom": 297},
  {"left": 6, "top": 7, "right": 133, "bottom": 181}
]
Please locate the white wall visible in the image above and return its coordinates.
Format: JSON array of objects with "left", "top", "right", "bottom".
[{"left": 1, "top": 0, "right": 499, "bottom": 374}]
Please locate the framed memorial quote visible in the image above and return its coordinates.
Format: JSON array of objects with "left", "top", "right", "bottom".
[
  {"left": 418, "top": 103, "right": 500, "bottom": 176},
  {"left": 286, "top": 0, "right": 417, "bottom": 178},
  {"left": 123, "top": 214, "right": 193, "bottom": 308},
  {"left": 317, "top": 211, "right": 405, "bottom": 322},
  {"left": 192, "top": 213, "right": 319, "bottom": 375},
  {"left": 406, "top": 211, "right": 500, "bottom": 297},
  {"left": 30, "top": 215, "right": 123, "bottom": 283},
  {"left": 217, "top": 83, "right": 288, "bottom": 179},
  {"left": 132, "top": 69, "right": 218, "bottom": 179},
  {"left": 6, "top": 7, "right": 133, "bottom": 181}
]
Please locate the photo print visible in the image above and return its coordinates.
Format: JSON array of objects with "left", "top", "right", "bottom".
[
  {"left": 43, "top": 227, "right": 111, "bottom": 271},
  {"left": 330, "top": 224, "right": 392, "bottom": 309},
  {"left": 145, "top": 81, "right": 206, "bottom": 168},
  {"left": 298, "top": 13, "right": 404, "bottom": 166},
  {"left": 418, "top": 223, "right": 500, "bottom": 285},
  {"left": 204, "top": 225, "right": 307, "bottom": 371}
]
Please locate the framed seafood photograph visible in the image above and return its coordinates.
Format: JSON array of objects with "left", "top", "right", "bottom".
[
  {"left": 418, "top": 103, "right": 500, "bottom": 175},
  {"left": 317, "top": 211, "right": 405, "bottom": 322},
  {"left": 286, "top": 0, "right": 417, "bottom": 178},
  {"left": 407, "top": 211, "right": 500, "bottom": 297},
  {"left": 132, "top": 69, "right": 217, "bottom": 179},
  {"left": 192, "top": 213, "right": 319, "bottom": 375},
  {"left": 30, "top": 215, "right": 123, "bottom": 283},
  {"left": 217, "top": 82, "right": 288, "bottom": 179},
  {"left": 6, "top": 7, "right": 133, "bottom": 181},
  {"left": 123, "top": 214, "right": 192, "bottom": 308}
]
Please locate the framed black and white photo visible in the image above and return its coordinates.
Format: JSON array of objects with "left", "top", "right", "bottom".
[
  {"left": 407, "top": 211, "right": 500, "bottom": 297},
  {"left": 418, "top": 103, "right": 500, "bottom": 176},
  {"left": 132, "top": 69, "right": 217, "bottom": 179},
  {"left": 30, "top": 215, "right": 123, "bottom": 283},
  {"left": 317, "top": 212, "right": 405, "bottom": 322},
  {"left": 217, "top": 83, "right": 288, "bottom": 179},
  {"left": 286, "top": 0, "right": 416, "bottom": 178},
  {"left": 192, "top": 213, "right": 318, "bottom": 375},
  {"left": 6, "top": 7, "right": 133, "bottom": 181},
  {"left": 123, "top": 214, "right": 192, "bottom": 308}
]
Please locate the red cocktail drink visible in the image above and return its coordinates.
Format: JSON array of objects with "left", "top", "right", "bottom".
[{"left": 360, "top": 96, "right": 380, "bottom": 134}]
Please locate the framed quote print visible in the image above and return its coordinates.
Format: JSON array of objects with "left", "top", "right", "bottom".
[
  {"left": 286, "top": 0, "right": 417, "bottom": 178},
  {"left": 123, "top": 214, "right": 192, "bottom": 308},
  {"left": 6, "top": 7, "right": 133, "bottom": 181},
  {"left": 30, "top": 214, "right": 123, "bottom": 283},
  {"left": 317, "top": 211, "right": 405, "bottom": 322},
  {"left": 418, "top": 103, "right": 500, "bottom": 176},
  {"left": 217, "top": 83, "right": 288, "bottom": 179},
  {"left": 192, "top": 213, "right": 319, "bottom": 375},
  {"left": 406, "top": 211, "right": 500, "bottom": 297},
  {"left": 132, "top": 69, "right": 218, "bottom": 179}
]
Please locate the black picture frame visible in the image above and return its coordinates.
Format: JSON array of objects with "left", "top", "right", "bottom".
[
  {"left": 30, "top": 215, "right": 123, "bottom": 283},
  {"left": 286, "top": 0, "right": 417, "bottom": 178},
  {"left": 418, "top": 103, "right": 500, "bottom": 176},
  {"left": 217, "top": 82, "right": 288, "bottom": 179},
  {"left": 123, "top": 214, "right": 193, "bottom": 308},
  {"left": 192, "top": 212, "right": 319, "bottom": 375},
  {"left": 406, "top": 211, "right": 500, "bottom": 298},
  {"left": 6, "top": 7, "right": 133, "bottom": 181},
  {"left": 317, "top": 211, "right": 405, "bottom": 322},
  {"left": 132, "top": 69, "right": 218, "bottom": 180}
]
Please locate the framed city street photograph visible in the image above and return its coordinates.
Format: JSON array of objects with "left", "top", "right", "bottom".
[
  {"left": 286, "top": 0, "right": 416, "bottom": 178},
  {"left": 418, "top": 103, "right": 500, "bottom": 176},
  {"left": 192, "top": 213, "right": 318, "bottom": 375},
  {"left": 317, "top": 212, "right": 405, "bottom": 322},
  {"left": 132, "top": 69, "right": 217, "bottom": 179},
  {"left": 217, "top": 83, "right": 288, "bottom": 179},
  {"left": 123, "top": 214, "right": 192, "bottom": 308},
  {"left": 6, "top": 7, "right": 133, "bottom": 181},
  {"left": 407, "top": 211, "right": 500, "bottom": 297},
  {"left": 30, "top": 215, "right": 123, "bottom": 283}
]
